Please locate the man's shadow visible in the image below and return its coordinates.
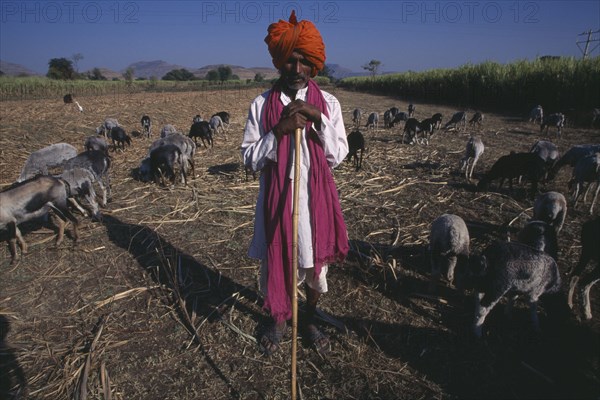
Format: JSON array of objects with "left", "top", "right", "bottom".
[{"left": 0, "top": 314, "right": 28, "bottom": 399}]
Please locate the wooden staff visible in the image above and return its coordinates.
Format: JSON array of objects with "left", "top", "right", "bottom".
[{"left": 291, "top": 127, "right": 302, "bottom": 400}]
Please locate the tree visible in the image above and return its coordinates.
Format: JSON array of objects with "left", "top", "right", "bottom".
[
  {"left": 72, "top": 53, "right": 84, "bottom": 72},
  {"left": 47, "top": 58, "right": 76, "bottom": 80},
  {"left": 362, "top": 59, "right": 382, "bottom": 78},
  {"left": 123, "top": 67, "right": 134, "bottom": 86},
  {"left": 88, "top": 68, "right": 107, "bottom": 81},
  {"left": 162, "top": 68, "right": 196, "bottom": 81},
  {"left": 254, "top": 73, "right": 265, "bottom": 82},
  {"left": 206, "top": 70, "right": 219, "bottom": 81},
  {"left": 217, "top": 65, "right": 233, "bottom": 82}
]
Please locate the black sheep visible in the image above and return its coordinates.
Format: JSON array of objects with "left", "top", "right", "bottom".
[
  {"left": 189, "top": 121, "right": 213, "bottom": 148},
  {"left": 346, "top": 130, "right": 365, "bottom": 171}
]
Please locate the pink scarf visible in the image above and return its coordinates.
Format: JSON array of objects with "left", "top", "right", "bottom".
[{"left": 262, "top": 79, "right": 349, "bottom": 323}]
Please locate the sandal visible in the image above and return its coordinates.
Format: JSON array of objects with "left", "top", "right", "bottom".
[
  {"left": 258, "top": 322, "right": 286, "bottom": 356},
  {"left": 304, "top": 324, "right": 330, "bottom": 355}
]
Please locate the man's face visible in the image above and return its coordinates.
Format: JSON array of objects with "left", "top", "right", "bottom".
[{"left": 281, "top": 50, "right": 313, "bottom": 91}]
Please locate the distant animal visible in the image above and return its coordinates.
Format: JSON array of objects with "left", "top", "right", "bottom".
[
  {"left": 74, "top": 101, "right": 83, "bottom": 112},
  {"left": 0, "top": 175, "right": 79, "bottom": 265},
  {"left": 567, "top": 216, "right": 600, "bottom": 320},
  {"left": 96, "top": 118, "right": 119, "bottom": 139},
  {"left": 408, "top": 104, "right": 415, "bottom": 118},
  {"left": 469, "top": 112, "right": 483, "bottom": 126},
  {"left": 455, "top": 241, "right": 561, "bottom": 338},
  {"left": 429, "top": 214, "right": 470, "bottom": 291},
  {"left": 141, "top": 115, "right": 152, "bottom": 138},
  {"left": 193, "top": 115, "right": 203, "bottom": 124},
  {"left": 529, "top": 105, "right": 544, "bottom": 124},
  {"left": 110, "top": 126, "right": 132, "bottom": 151},
  {"left": 16, "top": 143, "right": 78, "bottom": 182},
  {"left": 346, "top": 130, "right": 365, "bottom": 171},
  {"left": 188, "top": 121, "right": 213, "bottom": 148},
  {"left": 209, "top": 115, "right": 225, "bottom": 138},
  {"left": 459, "top": 136, "right": 485, "bottom": 182},
  {"left": 365, "top": 112, "right": 379, "bottom": 130},
  {"left": 431, "top": 113, "right": 443, "bottom": 130},
  {"left": 212, "top": 111, "right": 230, "bottom": 127},
  {"left": 383, "top": 109, "right": 393, "bottom": 129},
  {"left": 352, "top": 108, "right": 363, "bottom": 128},
  {"left": 540, "top": 113, "right": 565, "bottom": 138},
  {"left": 389, "top": 112, "right": 408, "bottom": 128},
  {"left": 444, "top": 111, "right": 467, "bottom": 130},
  {"left": 63, "top": 94, "right": 74, "bottom": 104},
  {"left": 477, "top": 152, "right": 546, "bottom": 197},
  {"left": 402, "top": 118, "right": 420, "bottom": 144},
  {"left": 417, "top": 118, "right": 435, "bottom": 145}
]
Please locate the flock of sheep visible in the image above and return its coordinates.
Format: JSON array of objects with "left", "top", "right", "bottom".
[
  {"left": 345, "top": 103, "right": 600, "bottom": 336},
  {"left": 1, "top": 95, "right": 599, "bottom": 339}
]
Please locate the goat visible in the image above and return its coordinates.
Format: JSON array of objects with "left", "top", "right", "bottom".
[
  {"left": 192, "top": 115, "right": 203, "bottom": 124},
  {"left": 408, "top": 104, "right": 415, "bottom": 118},
  {"left": 145, "top": 133, "right": 196, "bottom": 181},
  {"left": 212, "top": 111, "right": 230, "bottom": 127},
  {"left": 477, "top": 152, "right": 546, "bottom": 197},
  {"left": 209, "top": 115, "right": 225, "bottom": 138},
  {"left": 189, "top": 121, "right": 213, "bottom": 148},
  {"left": 365, "top": 112, "right": 379, "bottom": 130},
  {"left": 346, "top": 130, "right": 365, "bottom": 171},
  {"left": 149, "top": 144, "right": 187, "bottom": 186},
  {"left": 459, "top": 136, "right": 484, "bottom": 182},
  {"left": 84, "top": 136, "right": 109, "bottom": 155},
  {"left": 17, "top": 143, "right": 78, "bottom": 183},
  {"left": 160, "top": 124, "right": 178, "bottom": 138},
  {"left": 431, "top": 113, "right": 443, "bottom": 130},
  {"left": 455, "top": 241, "right": 561, "bottom": 337},
  {"left": 141, "top": 115, "right": 152, "bottom": 138},
  {"left": 533, "top": 191, "right": 567, "bottom": 234},
  {"left": 529, "top": 105, "right": 544, "bottom": 124},
  {"left": 417, "top": 118, "right": 435, "bottom": 145},
  {"left": 549, "top": 144, "right": 600, "bottom": 180},
  {"left": 444, "top": 111, "right": 467, "bottom": 130},
  {"left": 389, "top": 112, "right": 408, "bottom": 128},
  {"left": 540, "top": 113, "right": 565, "bottom": 138},
  {"left": 352, "top": 108, "right": 363, "bottom": 128},
  {"left": 517, "top": 220, "right": 558, "bottom": 260},
  {"left": 468, "top": 112, "right": 484, "bottom": 127},
  {"left": 58, "top": 167, "right": 101, "bottom": 221},
  {"left": 568, "top": 153, "right": 600, "bottom": 214},
  {"left": 63, "top": 151, "right": 111, "bottom": 207},
  {"left": 95, "top": 118, "right": 119, "bottom": 139},
  {"left": 429, "top": 214, "right": 470, "bottom": 291},
  {"left": 0, "top": 176, "right": 79, "bottom": 264},
  {"left": 567, "top": 216, "right": 600, "bottom": 320},
  {"left": 402, "top": 118, "right": 420, "bottom": 144},
  {"left": 110, "top": 126, "right": 132, "bottom": 151}
]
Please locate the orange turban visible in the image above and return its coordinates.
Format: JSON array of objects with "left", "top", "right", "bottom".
[{"left": 264, "top": 10, "right": 326, "bottom": 77}]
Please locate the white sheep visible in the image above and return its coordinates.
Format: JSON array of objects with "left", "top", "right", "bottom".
[
  {"left": 17, "top": 143, "right": 78, "bottom": 182},
  {"left": 429, "top": 214, "right": 470, "bottom": 291}
]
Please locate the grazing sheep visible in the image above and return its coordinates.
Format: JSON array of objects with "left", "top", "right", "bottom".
[
  {"left": 388, "top": 107, "right": 400, "bottom": 118},
  {"left": 212, "top": 111, "right": 230, "bottom": 127},
  {"left": 383, "top": 109, "right": 392, "bottom": 129},
  {"left": 402, "top": 118, "right": 420, "bottom": 144},
  {"left": 0, "top": 176, "right": 79, "bottom": 264},
  {"left": 150, "top": 144, "right": 187, "bottom": 186},
  {"left": 365, "top": 112, "right": 379, "bottom": 130},
  {"left": 389, "top": 112, "right": 408, "bottom": 128},
  {"left": 141, "top": 115, "right": 152, "bottom": 138},
  {"left": 540, "top": 113, "right": 565, "bottom": 138},
  {"left": 529, "top": 105, "right": 544, "bottom": 124},
  {"left": 417, "top": 118, "right": 435, "bottom": 145},
  {"left": 84, "top": 136, "right": 109, "bottom": 155},
  {"left": 145, "top": 133, "right": 196, "bottom": 181},
  {"left": 346, "top": 130, "right": 365, "bottom": 171},
  {"left": 468, "top": 112, "right": 484, "bottom": 127},
  {"left": 533, "top": 191, "right": 567, "bottom": 234},
  {"left": 477, "top": 152, "right": 546, "bottom": 197},
  {"left": 63, "top": 150, "right": 111, "bottom": 206},
  {"left": 455, "top": 241, "right": 561, "bottom": 337},
  {"left": 567, "top": 216, "right": 600, "bottom": 320},
  {"left": 459, "top": 136, "right": 484, "bottom": 182},
  {"left": 160, "top": 124, "right": 178, "bottom": 138},
  {"left": 352, "top": 108, "right": 363, "bottom": 128},
  {"left": 189, "top": 121, "right": 213, "bottom": 148},
  {"left": 408, "top": 103, "right": 415, "bottom": 118},
  {"left": 569, "top": 153, "right": 600, "bottom": 214},
  {"left": 58, "top": 167, "right": 101, "bottom": 221},
  {"left": 431, "top": 113, "right": 443, "bottom": 130},
  {"left": 444, "top": 111, "right": 467, "bottom": 130},
  {"left": 209, "top": 115, "right": 225, "bottom": 138},
  {"left": 517, "top": 220, "right": 558, "bottom": 261},
  {"left": 529, "top": 140, "right": 560, "bottom": 180},
  {"left": 63, "top": 94, "right": 74, "bottom": 104},
  {"left": 549, "top": 144, "right": 600, "bottom": 179},
  {"left": 16, "top": 143, "right": 78, "bottom": 182},
  {"left": 95, "top": 118, "right": 119, "bottom": 138},
  {"left": 110, "top": 126, "right": 132, "bottom": 151},
  {"left": 429, "top": 214, "right": 470, "bottom": 291}
]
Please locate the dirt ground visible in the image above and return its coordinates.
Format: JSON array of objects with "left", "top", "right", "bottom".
[{"left": 0, "top": 87, "right": 599, "bottom": 400}]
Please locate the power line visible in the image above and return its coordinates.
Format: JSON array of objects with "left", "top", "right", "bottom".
[{"left": 576, "top": 29, "right": 600, "bottom": 59}]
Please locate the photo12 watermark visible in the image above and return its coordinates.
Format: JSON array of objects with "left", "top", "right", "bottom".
[
  {"left": 398, "top": 1, "right": 540, "bottom": 24},
  {"left": 199, "top": 2, "right": 339, "bottom": 23},
  {"left": 1, "top": 1, "right": 140, "bottom": 24}
]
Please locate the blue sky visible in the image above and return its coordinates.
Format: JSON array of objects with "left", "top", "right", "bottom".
[{"left": 1, "top": 0, "right": 599, "bottom": 74}]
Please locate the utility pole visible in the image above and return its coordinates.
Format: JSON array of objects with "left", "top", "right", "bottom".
[{"left": 576, "top": 29, "right": 600, "bottom": 59}]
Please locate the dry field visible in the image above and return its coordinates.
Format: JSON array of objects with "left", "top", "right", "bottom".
[{"left": 0, "top": 87, "right": 599, "bottom": 400}]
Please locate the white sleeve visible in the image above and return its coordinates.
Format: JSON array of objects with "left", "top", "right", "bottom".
[
  {"left": 241, "top": 96, "right": 278, "bottom": 172},
  {"left": 315, "top": 94, "right": 349, "bottom": 168}
]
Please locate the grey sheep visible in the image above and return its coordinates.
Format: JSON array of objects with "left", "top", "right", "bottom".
[
  {"left": 459, "top": 136, "right": 484, "bottom": 182},
  {"left": 84, "top": 136, "right": 109, "bottom": 155},
  {"left": 365, "top": 112, "right": 379, "bottom": 130},
  {"left": 444, "top": 111, "right": 467, "bottom": 131},
  {"left": 455, "top": 241, "right": 561, "bottom": 337},
  {"left": 429, "top": 214, "right": 470, "bottom": 291},
  {"left": 549, "top": 144, "right": 600, "bottom": 180},
  {"left": 533, "top": 191, "right": 567, "bottom": 234},
  {"left": 468, "top": 112, "right": 484, "bottom": 127},
  {"left": 352, "top": 108, "right": 363, "bottom": 128},
  {"left": 517, "top": 220, "right": 558, "bottom": 261},
  {"left": 17, "top": 143, "right": 78, "bottom": 182},
  {"left": 58, "top": 167, "right": 101, "bottom": 221},
  {"left": 63, "top": 150, "right": 112, "bottom": 207},
  {"left": 529, "top": 105, "right": 543, "bottom": 124},
  {"left": 567, "top": 216, "right": 600, "bottom": 320},
  {"left": 95, "top": 118, "right": 119, "bottom": 138},
  {"left": 160, "top": 124, "right": 178, "bottom": 138}
]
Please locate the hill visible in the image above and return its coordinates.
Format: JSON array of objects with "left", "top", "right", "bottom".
[
  {"left": 83, "top": 67, "right": 124, "bottom": 80},
  {"left": 0, "top": 60, "right": 40, "bottom": 77},
  {"left": 123, "top": 60, "right": 188, "bottom": 79}
]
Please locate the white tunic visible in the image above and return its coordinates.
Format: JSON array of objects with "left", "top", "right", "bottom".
[{"left": 241, "top": 86, "right": 349, "bottom": 269}]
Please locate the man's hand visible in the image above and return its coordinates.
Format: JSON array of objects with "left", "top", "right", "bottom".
[{"left": 273, "top": 100, "right": 322, "bottom": 141}]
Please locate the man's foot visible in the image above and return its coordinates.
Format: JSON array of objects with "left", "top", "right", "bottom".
[
  {"left": 258, "top": 322, "right": 286, "bottom": 356},
  {"left": 304, "top": 324, "right": 330, "bottom": 355}
]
